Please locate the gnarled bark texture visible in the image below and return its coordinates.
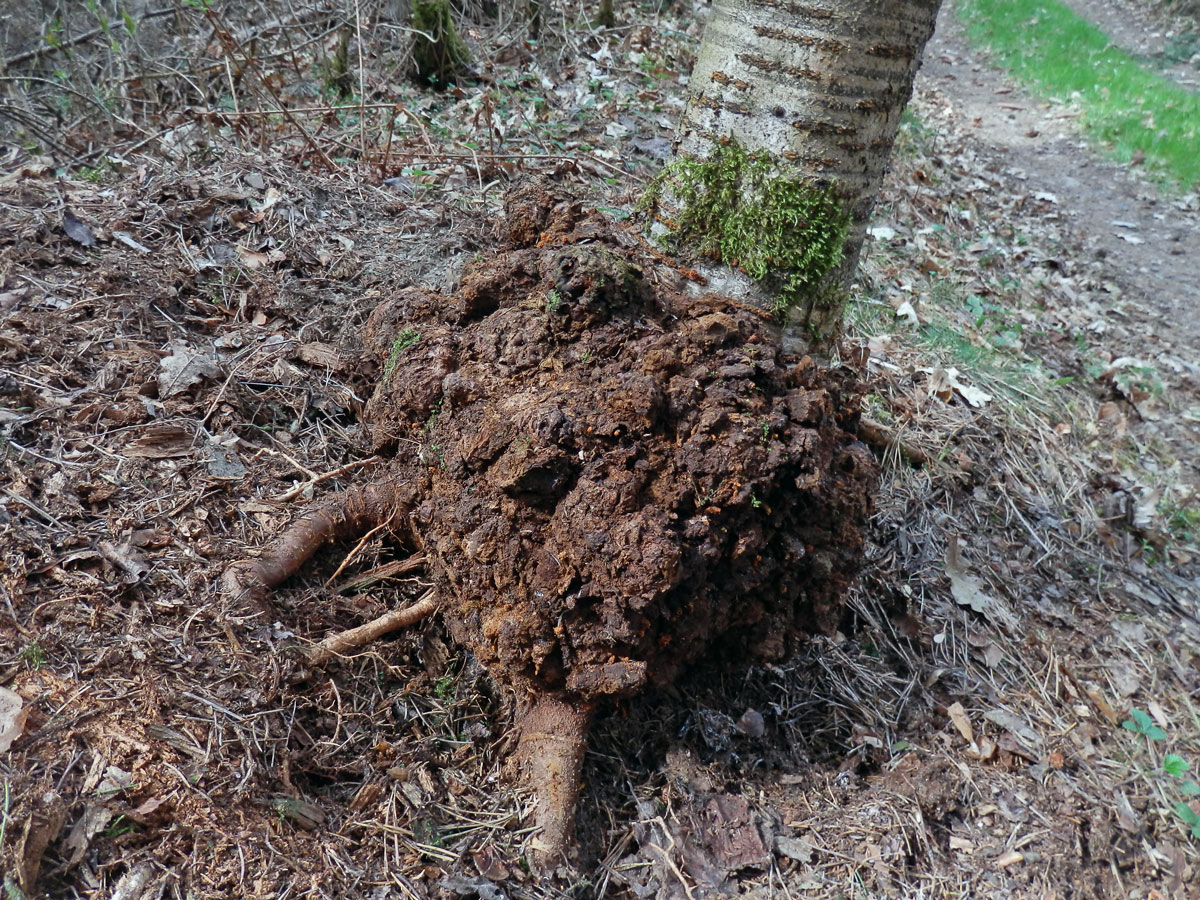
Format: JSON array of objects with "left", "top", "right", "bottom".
[{"left": 673, "top": 0, "right": 942, "bottom": 338}]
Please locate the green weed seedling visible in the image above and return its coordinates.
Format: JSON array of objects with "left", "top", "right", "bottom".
[
  {"left": 1121, "top": 707, "right": 1200, "bottom": 841},
  {"left": 1164, "top": 753, "right": 1191, "bottom": 778},
  {"left": 1122, "top": 707, "right": 1166, "bottom": 740},
  {"left": 102, "top": 815, "right": 137, "bottom": 838},
  {"left": 1163, "top": 752, "right": 1200, "bottom": 839},
  {"left": 1161, "top": 501, "right": 1199, "bottom": 547},
  {"left": 421, "top": 399, "right": 443, "bottom": 439},
  {"left": 21, "top": 642, "right": 47, "bottom": 670},
  {"left": 433, "top": 674, "right": 456, "bottom": 701},
  {"left": 964, "top": 294, "right": 1023, "bottom": 350},
  {"left": 383, "top": 328, "right": 421, "bottom": 382},
  {"left": 1178, "top": 804, "right": 1200, "bottom": 841},
  {"left": 759, "top": 418, "right": 771, "bottom": 446}
]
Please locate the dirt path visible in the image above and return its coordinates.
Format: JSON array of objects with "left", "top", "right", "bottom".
[
  {"left": 913, "top": 2, "right": 1200, "bottom": 509},
  {"left": 1061, "top": 0, "right": 1200, "bottom": 90},
  {"left": 923, "top": 4, "right": 1200, "bottom": 347}
]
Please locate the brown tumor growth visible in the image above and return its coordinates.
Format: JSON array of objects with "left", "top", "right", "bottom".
[{"left": 224, "top": 182, "right": 877, "bottom": 868}]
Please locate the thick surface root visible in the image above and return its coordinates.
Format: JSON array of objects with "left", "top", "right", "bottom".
[
  {"left": 305, "top": 589, "right": 438, "bottom": 665},
  {"left": 516, "top": 696, "right": 593, "bottom": 869},
  {"left": 222, "top": 480, "right": 413, "bottom": 609}
]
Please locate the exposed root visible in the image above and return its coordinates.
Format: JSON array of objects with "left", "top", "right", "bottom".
[
  {"left": 516, "top": 696, "right": 594, "bottom": 871},
  {"left": 222, "top": 480, "right": 412, "bottom": 609},
  {"left": 858, "top": 417, "right": 930, "bottom": 468},
  {"left": 305, "top": 589, "right": 438, "bottom": 666},
  {"left": 272, "top": 456, "right": 382, "bottom": 503},
  {"left": 334, "top": 553, "right": 427, "bottom": 594}
]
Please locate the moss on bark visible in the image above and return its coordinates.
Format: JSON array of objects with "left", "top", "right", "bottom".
[
  {"left": 411, "top": 0, "right": 471, "bottom": 86},
  {"left": 641, "top": 136, "right": 850, "bottom": 324}
]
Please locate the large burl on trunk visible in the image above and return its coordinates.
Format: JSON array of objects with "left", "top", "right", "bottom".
[{"left": 224, "top": 183, "right": 877, "bottom": 869}]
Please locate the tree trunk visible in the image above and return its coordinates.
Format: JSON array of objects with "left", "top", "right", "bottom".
[{"left": 670, "top": 0, "right": 942, "bottom": 344}]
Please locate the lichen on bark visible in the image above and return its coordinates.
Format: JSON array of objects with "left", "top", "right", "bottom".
[{"left": 641, "top": 136, "right": 850, "bottom": 323}]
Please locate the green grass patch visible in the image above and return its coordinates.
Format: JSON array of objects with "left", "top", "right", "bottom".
[
  {"left": 848, "top": 269, "right": 1061, "bottom": 417},
  {"left": 958, "top": 0, "right": 1200, "bottom": 187}
]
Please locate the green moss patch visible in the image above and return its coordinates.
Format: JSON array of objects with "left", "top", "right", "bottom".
[
  {"left": 642, "top": 137, "right": 849, "bottom": 319},
  {"left": 411, "top": 0, "right": 471, "bottom": 87}
]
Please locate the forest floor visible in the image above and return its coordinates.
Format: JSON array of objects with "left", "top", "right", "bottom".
[{"left": 1, "top": 1, "right": 1199, "bottom": 899}]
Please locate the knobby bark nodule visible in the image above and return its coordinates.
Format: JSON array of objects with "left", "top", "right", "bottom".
[{"left": 657, "top": 0, "right": 943, "bottom": 346}]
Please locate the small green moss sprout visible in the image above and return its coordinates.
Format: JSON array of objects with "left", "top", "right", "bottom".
[{"left": 384, "top": 328, "right": 421, "bottom": 381}]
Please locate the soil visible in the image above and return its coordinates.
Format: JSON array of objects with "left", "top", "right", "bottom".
[{"left": 359, "top": 185, "right": 875, "bottom": 698}]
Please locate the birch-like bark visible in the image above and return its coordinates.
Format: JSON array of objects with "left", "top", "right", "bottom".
[{"left": 675, "top": 0, "right": 942, "bottom": 341}]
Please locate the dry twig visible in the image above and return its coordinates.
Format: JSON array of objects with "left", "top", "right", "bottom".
[{"left": 306, "top": 588, "right": 438, "bottom": 665}]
